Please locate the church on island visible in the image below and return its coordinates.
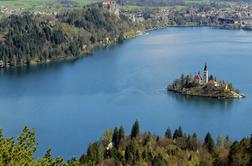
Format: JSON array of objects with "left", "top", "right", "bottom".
[
  {"left": 167, "top": 63, "right": 244, "bottom": 99},
  {"left": 193, "top": 63, "right": 225, "bottom": 89},
  {"left": 194, "top": 63, "right": 208, "bottom": 85}
]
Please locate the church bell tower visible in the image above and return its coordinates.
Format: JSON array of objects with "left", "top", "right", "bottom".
[{"left": 203, "top": 63, "right": 208, "bottom": 83}]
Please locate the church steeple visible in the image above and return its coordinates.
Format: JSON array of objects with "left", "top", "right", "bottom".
[
  {"left": 204, "top": 63, "right": 207, "bottom": 71},
  {"left": 203, "top": 63, "right": 208, "bottom": 83}
]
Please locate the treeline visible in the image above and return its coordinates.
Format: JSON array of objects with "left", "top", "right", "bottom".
[
  {"left": 0, "top": 4, "right": 142, "bottom": 68},
  {"left": 118, "top": 0, "right": 185, "bottom": 6},
  {"left": 119, "top": 0, "right": 251, "bottom": 7},
  {"left": 80, "top": 120, "right": 252, "bottom": 166},
  {"left": 1, "top": 121, "right": 252, "bottom": 166},
  {"left": 0, "top": 14, "right": 75, "bottom": 67},
  {"left": 58, "top": 6, "right": 138, "bottom": 44}
]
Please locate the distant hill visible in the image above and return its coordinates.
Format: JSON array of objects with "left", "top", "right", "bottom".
[{"left": 0, "top": 5, "right": 141, "bottom": 68}]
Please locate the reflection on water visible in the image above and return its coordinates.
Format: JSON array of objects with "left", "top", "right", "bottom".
[
  {"left": 0, "top": 59, "right": 80, "bottom": 76},
  {"left": 167, "top": 92, "right": 234, "bottom": 111}
]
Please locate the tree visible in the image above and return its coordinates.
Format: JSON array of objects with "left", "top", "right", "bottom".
[
  {"left": 217, "top": 135, "right": 223, "bottom": 148},
  {"left": 191, "top": 133, "right": 199, "bottom": 151},
  {"left": 0, "top": 127, "right": 63, "bottom": 165},
  {"left": 249, "top": 134, "right": 252, "bottom": 166},
  {"left": 178, "top": 126, "right": 183, "bottom": 137},
  {"left": 181, "top": 74, "right": 185, "bottom": 86},
  {"left": 118, "top": 126, "right": 125, "bottom": 141},
  {"left": 152, "top": 154, "right": 167, "bottom": 166},
  {"left": 101, "top": 128, "right": 113, "bottom": 148},
  {"left": 165, "top": 128, "right": 172, "bottom": 139},
  {"left": 173, "top": 126, "right": 183, "bottom": 139},
  {"left": 130, "top": 120, "right": 140, "bottom": 139},
  {"left": 204, "top": 132, "right": 215, "bottom": 154},
  {"left": 228, "top": 83, "right": 233, "bottom": 91},
  {"left": 118, "top": 126, "right": 125, "bottom": 148},
  {"left": 228, "top": 141, "right": 240, "bottom": 166},
  {"left": 224, "top": 136, "right": 232, "bottom": 149},
  {"left": 209, "top": 74, "right": 214, "bottom": 81},
  {"left": 125, "top": 140, "right": 140, "bottom": 165},
  {"left": 86, "top": 142, "right": 104, "bottom": 163},
  {"left": 112, "top": 127, "right": 119, "bottom": 148}
]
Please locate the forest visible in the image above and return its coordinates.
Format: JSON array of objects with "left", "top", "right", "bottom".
[
  {"left": 0, "top": 4, "right": 142, "bottom": 68},
  {"left": 0, "top": 121, "right": 251, "bottom": 166}
]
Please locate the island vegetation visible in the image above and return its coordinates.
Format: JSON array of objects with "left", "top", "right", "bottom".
[
  {"left": 0, "top": 120, "right": 252, "bottom": 166},
  {"left": 167, "top": 64, "right": 244, "bottom": 99}
]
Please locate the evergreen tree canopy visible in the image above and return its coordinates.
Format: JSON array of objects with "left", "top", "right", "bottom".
[
  {"left": 130, "top": 120, "right": 140, "bottom": 139},
  {"left": 165, "top": 128, "right": 172, "bottom": 139},
  {"left": 204, "top": 132, "right": 215, "bottom": 154}
]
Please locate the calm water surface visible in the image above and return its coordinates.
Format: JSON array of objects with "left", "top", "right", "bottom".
[{"left": 0, "top": 27, "right": 252, "bottom": 159}]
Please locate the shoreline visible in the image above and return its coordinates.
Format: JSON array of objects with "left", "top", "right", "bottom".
[
  {"left": 167, "top": 88, "right": 244, "bottom": 100},
  {"left": 0, "top": 25, "right": 248, "bottom": 70}
]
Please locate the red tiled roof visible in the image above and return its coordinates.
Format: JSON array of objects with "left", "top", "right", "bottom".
[{"left": 194, "top": 74, "right": 202, "bottom": 80}]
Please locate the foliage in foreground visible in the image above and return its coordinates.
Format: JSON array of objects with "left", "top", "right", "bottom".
[{"left": 0, "top": 121, "right": 252, "bottom": 166}]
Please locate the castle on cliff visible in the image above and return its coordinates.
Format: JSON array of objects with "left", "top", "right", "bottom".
[{"left": 102, "top": 0, "right": 119, "bottom": 17}]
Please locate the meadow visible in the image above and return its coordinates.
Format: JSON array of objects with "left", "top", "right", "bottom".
[{"left": 0, "top": 0, "right": 101, "bottom": 12}]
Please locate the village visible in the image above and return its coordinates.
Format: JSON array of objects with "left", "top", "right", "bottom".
[
  {"left": 167, "top": 64, "right": 244, "bottom": 99},
  {"left": 1, "top": 0, "right": 252, "bottom": 30},
  {"left": 118, "top": 0, "right": 252, "bottom": 30}
]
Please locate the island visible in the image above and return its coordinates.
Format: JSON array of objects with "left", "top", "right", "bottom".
[{"left": 167, "top": 64, "right": 245, "bottom": 99}]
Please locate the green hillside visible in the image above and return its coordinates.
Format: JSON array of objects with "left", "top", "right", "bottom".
[{"left": 0, "top": 0, "right": 101, "bottom": 12}]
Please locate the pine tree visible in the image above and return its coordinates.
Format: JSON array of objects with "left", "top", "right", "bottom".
[
  {"left": 165, "top": 128, "right": 172, "bottom": 139},
  {"left": 217, "top": 135, "right": 223, "bottom": 148},
  {"left": 181, "top": 74, "right": 185, "bottom": 86},
  {"left": 192, "top": 133, "right": 198, "bottom": 151},
  {"left": 118, "top": 126, "right": 125, "bottom": 147},
  {"left": 173, "top": 126, "right": 183, "bottom": 139},
  {"left": 178, "top": 126, "right": 183, "bottom": 137},
  {"left": 112, "top": 127, "right": 119, "bottom": 148},
  {"left": 173, "top": 129, "right": 179, "bottom": 140},
  {"left": 204, "top": 132, "right": 215, "bottom": 154},
  {"left": 228, "top": 141, "right": 239, "bottom": 165},
  {"left": 224, "top": 136, "right": 232, "bottom": 149},
  {"left": 130, "top": 120, "right": 140, "bottom": 139},
  {"left": 118, "top": 126, "right": 125, "bottom": 141}
]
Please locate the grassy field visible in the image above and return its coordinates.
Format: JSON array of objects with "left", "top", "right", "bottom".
[
  {"left": 0, "top": 0, "right": 237, "bottom": 14},
  {"left": 0, "top": 0, "right": 101, "bottom": 12},
  {"left": 119, "top": 5, "right": 145, "bottom": 10}
]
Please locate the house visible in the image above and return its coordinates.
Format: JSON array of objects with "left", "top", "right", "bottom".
[
  {"left": 194, "top": 72, "right": 203, "bottom": 84},
  {"left": 102, "top": 0, "right": 116, "bottom": 7},
  {"left": 209, "top": 80, "right": 219, "bottom": 87}
]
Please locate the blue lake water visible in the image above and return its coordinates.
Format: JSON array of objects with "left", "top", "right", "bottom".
[{"left": 0, "top": 27, "right": 252, "bottom": 159}]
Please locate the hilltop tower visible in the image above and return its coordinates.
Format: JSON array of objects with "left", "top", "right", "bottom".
[{"left": 203, "top": 63, "right": 208, "bottom": 83}]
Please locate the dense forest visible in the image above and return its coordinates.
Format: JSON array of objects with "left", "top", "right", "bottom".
[
  {"left": 1, "top": 121, "right": 251, "bottom": 166},
  {"left": 0, "top": 4, "right": 142, "bottom": 68}
]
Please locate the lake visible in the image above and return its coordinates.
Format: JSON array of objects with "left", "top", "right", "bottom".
[{"left": 0, "top": 27, "right": 252, "bottom": 159}]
